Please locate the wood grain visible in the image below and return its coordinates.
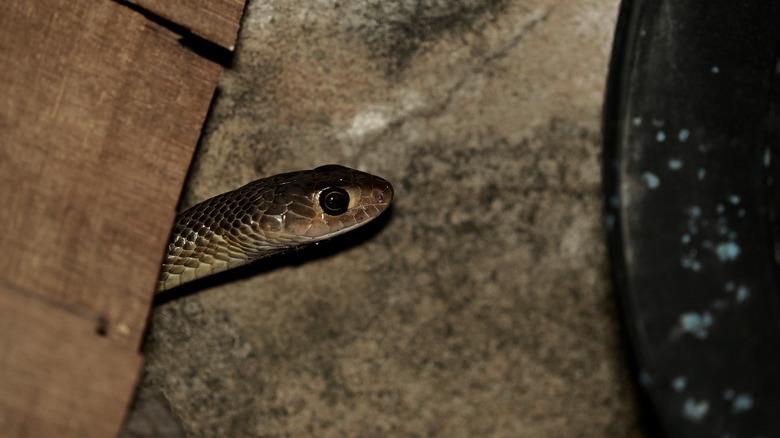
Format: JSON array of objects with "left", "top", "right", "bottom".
[{"left": 0, "top": 0, "right": 242, "bottom": 436}]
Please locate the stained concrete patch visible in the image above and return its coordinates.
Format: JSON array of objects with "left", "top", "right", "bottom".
[{"left": 132, "top": 0, "right": 645, "bottom": 436}]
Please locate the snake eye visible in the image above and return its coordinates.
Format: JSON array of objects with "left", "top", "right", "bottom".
[{"left": 319, "top": 188, "right": 350, "bottom": 215}]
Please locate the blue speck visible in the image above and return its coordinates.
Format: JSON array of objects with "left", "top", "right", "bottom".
[
  {"left": 732, "top": 394, "right": 754, "bottom": 413},
  {"left": 681, "top": 234, "right": 691, "bottom": 244},
  {"left": 643, "top": 172, "right": 660, "bottom": 189},
  {"left": 724, "top": 389, "right": 735, "bottom": 400},
  {"left": 632, "top": 117, "right": 642, "bottom": 126},
  {"left": 702, "top": 240, "right": 714, "bottom": 249},
  {"left": 729, "top": 195, "right": 741, "bottom": 205},
  {"left": 656, "top": 131, "right": 666, "bottom": 142},
  {"left": 681, "top": 255, "right": 701, "bottom": 272},
  {"left": 716, "top": 242, "right": 741, "bottom": 262},
  {"left": 712, "top": 66, "right": 720, "bottom": 73},
  {"left": 738, "top": 209, "right": 746, "bottom": 217},
  {"left": 672, "top": 376, "right": 688, "bottom": 392},
  {"left": 736, "top": 285, "right": 750, "bottom": 302},
  {"left": 712, "top": 299, "right": 729, "bottom": 309},
  {"left": 609, "top": 195, "right": 620, "bottom": 208},
  {"left": 680, "top": 312, "right": 713, "bottom": 339},
  {"left": 698, "top": 168, "right": 707, "bottom": 180},
  {"left": 652, "top": 118, "right": 664, "bottom": 127},
  {"left": 725, "top": 281, "right": 735, "bottom": 292},
  {"left": 683, "top": 398, "right": 710, "bottom": 422},
  {"left": 688, "top": 206, "right": 702, "bottom": 217},
  {"left": 716, "top": 204, "right": 725, "bottom": 214},
  {"left": 639, "top": 370, "right": 652, "bottom": 386},
  {"left": 765, "top": 148, "right": 771, "bottom": 167},
  {"left": 679, "top": 129, "right": 690, "bottom": 141},
  {"left": 669, "top": 159, "right": 683, "bottom": 170},
  {"left": 605, "top": 214, "right": 615, "bottom": 230},
  {"left": 718, "top": 226, "right": 729, "bottom": 235}
]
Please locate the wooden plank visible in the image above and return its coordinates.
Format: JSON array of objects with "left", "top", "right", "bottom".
[
  {"left": 131, "top": 0, "right": 246, "bottom": 49},
  {"left": 0, "top": 0, "right": 236, "bottom": 435},
  {"left": 0, "top": 286, "right": 142, "bottom": 437}
]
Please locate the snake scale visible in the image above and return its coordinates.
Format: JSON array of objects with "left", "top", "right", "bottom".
[{"left": 157, "top": 165, "right": 393, "bottom": 292}]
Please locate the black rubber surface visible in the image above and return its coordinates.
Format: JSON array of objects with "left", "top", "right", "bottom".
[{"left": 603, "top": 1, "right": 780, "bottom": 437}]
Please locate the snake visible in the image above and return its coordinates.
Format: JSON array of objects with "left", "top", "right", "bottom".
[{"left": 157, "top": 165, "right": 393, "bottom": 293}]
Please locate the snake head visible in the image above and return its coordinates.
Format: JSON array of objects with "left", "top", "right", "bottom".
[
  {"left": 266, "top": 164, "right": 394, "bottom": 241},
  {"left": 159, "top": 165, "right": 393, "bottom": 292}
]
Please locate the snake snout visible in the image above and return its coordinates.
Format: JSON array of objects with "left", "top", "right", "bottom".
[{"left": 371, "top": 177, "right": 394, "bottom": 208}]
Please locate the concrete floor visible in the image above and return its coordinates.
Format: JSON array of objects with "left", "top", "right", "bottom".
[{"left": 129, "top": 0, "right": 648, "bottom": 436}]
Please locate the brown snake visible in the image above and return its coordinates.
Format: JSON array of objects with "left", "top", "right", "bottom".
[{"left": 157, "top": 165, "right": 393, "bottom": 292}]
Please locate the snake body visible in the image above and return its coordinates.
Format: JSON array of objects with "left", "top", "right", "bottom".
[{"left": 157, "top": 165, "right": 393, "bottom": 292}]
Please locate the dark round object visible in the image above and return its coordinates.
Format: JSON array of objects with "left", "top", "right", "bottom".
[
  {"left": 319, "top": 188, "right": 350, "bottom": 215},
  {"left": 603, "top": 1, "right": 780, "bottom": 437}
]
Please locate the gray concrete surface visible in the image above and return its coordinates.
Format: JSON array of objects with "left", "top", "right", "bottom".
[{"left": 131, "top": 0, "right": 647, "bottom": 436}]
